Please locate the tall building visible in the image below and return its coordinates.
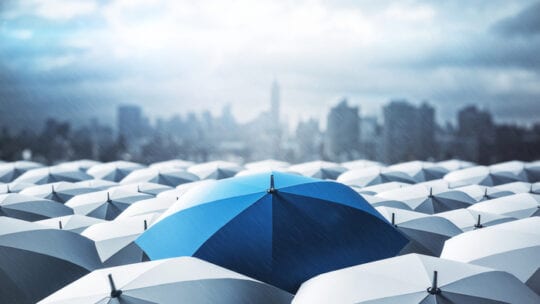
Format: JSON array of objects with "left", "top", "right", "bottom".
[
  {"left": 324, "top": 99, "right": 360, "bottom": 161},
  {"left": 117, "top": 104, "right": 143, "bottom": 143},
  {"left": 456, "top": 105, "right": 495, "bottom": 164},
  {"left": 296, "top": 118, "right": 322, "bottom": 161},
  {"left": 382, "top": 100, "right": 436, "bottom": 164}
]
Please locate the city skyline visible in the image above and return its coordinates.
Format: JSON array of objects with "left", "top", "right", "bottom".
[{"left": 1, "top": 0, "right": 540, "bottom": 128}]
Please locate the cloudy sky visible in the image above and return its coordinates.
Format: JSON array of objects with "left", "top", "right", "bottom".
[{"left": 1, "top": 0, "right": 539, "bottom": 128}]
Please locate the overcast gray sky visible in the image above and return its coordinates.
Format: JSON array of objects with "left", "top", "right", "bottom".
[{"left": 1, "top": 0, "right": 539, "bottom": 128}]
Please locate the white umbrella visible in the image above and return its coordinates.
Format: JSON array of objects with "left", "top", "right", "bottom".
[
  {"left": 149, "top": 159, "right": 194, "bottom": 170},
  {"left": 0, "top": 161, "right": 43, "bottom": 183},
  {"left": 75, "top": 179, "right": 118, "bottom": 190},
  {"left": 444, "top": 165, "right": 523, "bottom": 188},
  {"left": 377, "top": 185, "right": 476, "bottom": 214},
  {"left": 87, "top": 161, "right": 145, "bottom": 182},
  {"left": 452, "top": 184, "right": 513, "bottom": 202},
  {"left": 0, "top": 193, "right": 73, "bottom": 221},
  {"left": 36, "top": 214, "right": 106, "bottom": 234},
  {"left": 525, "top": 161, "right": 540, "bottom": 182},
  {"left": 489, "top": 160, "right": 529, "bottom": 181},
  {"left": 188, "top": 161, "right": 244, "bottom": 180},
  {"left": 468, "top": 193, "right": 540, "bottom": 219},
  {"left": 121, "top": 168, "right": 199, "bottom": 187},
  {"left": 436, "top": 159, "right": 476, "bottom": 172},
  {"left": 0, "top": 181, "right": 36, "bottom": 194},
  {"left": 19, "top": 182, "right": 96, "bottom": 203},
  {"left": 376, "top": 207, "right": 462, "bottom": 256},
  {"left": 292, "top": 253, "right": 539, "bottom": 304},
  {"left": 288, "top": 161, "right": 347, "bottom": 180},
  {"left": 441, "top": 217, "right": 540, "bottom": 294},
  {"left": 491, "top": 181, "right": 534, "bottom": 195},
  {"left": 354, "top": 181, "right": 411, "bottom": 196},
  {"left": 436, "top": 208, "right": 516, "bottom": 232},
  {"left": 57, "top": 160, "right": 102, "bottom": 172},
  {"left": 387, "top": 161, "right": 449, "bottom": 182},
  {"left": 0, "top": 217, "right": 102, "bottom": 303},
  {"left": 81, "top": 214, "right": 158, "bottom": 266},
  {"left": 13, "top": 166, "right": 93, "bottom": 185},
  {"left": 156, "top": 179, "right": 216, "bottom": 200},
  {"left": 340, "top": 159, "right": 383, "bottom": 170},
  {"left": 337, "top": 166, "right": 415, "bottom": 187},
  {"left": 109, "top": 182, "right": 172, "bottom": 196},
  {"left": 66, "top": 189, "right": 152, "bottom": 220},
  {"left": 116, "top": 196, "right": 176, "bottom": 219},
  {"left": 39, "top": 256, "right": 293, "bottom": 304},
  {"left": 244, "top": 159, "right": 290, "bottom": 170},
  {"left": 361, "top": 194, "right": 413, "bottom": 210}
]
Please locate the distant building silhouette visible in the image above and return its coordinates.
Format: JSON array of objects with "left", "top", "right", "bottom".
[
  {"left": 117, "top": 105, "right": 143, "bottom": 143},
  {"left": 456, "top": 105, "right": 495, "bottom": 164},
  {"left": 324, "top": 99, "right": 360, "bottom": 161},
  {"left": 296, "top": 118, "right": 322, "bottom": 161},
  {"left": 383, "top": 100, "right": 436, "bottom": 163}
]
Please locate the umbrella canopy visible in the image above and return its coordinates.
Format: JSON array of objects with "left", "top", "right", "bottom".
[
  {"left": 491, "top": 181, "right": 535, "bottom": 195},
  {"left": 116, "top": 196, "right": 176, "bottom": 220},
  {"left": 436, "top": 208, "right": 516, "bottom": 232},
  {"left": 452, "top": 184, "right": 512, "bottom": 202},
  {"left": 188, "top": 161, "right": 244, "bottom": 180},
  {"left": 0, "top": 193, "right": 73, "bottom": 221},
  {"left": 110, "top": 182, "right": 172, "bottom": 196},
  {"left": 0, "top": 181, "right": 36, "bottom": 194},
  {"left": 156, "top": 179, "right": 216, "bottom": 200},
  {"left": 87, "top": 161, "right": 145, "bottom": 182},
  {"left": 136, "top": 172, "right": 409, "bottom": 293},
  {"left": 56, "top": 160, "right": 102, "bottom": 172},
  {"left": 0, "top": 217, "right": 102, "bottom": 304},
  {"left": 361, "top": 194, "right": 413, "bottom": 210},
  {"left": 292, "top": 253, "right": 539, "bottom": 304},
  {"left": 39, "top": 256, "right": 293, "bottom": 304},
  {"left": 387, "top": 161, "right": 449, "bottom": 182},
  {"left": 376, "top": 185, "right": 476, "bottom": 214},
  {"left": 489, "top": 160, "right": 529, "bottom": 181},
  {"left": 341, "top": 159, "right": 383, "bottom": 170},
  {"left": 149, "top": 159, "right": 194, "bottom": 170},
  {"left": 36, "top": 214, "right": 106, "bottom": 234},
  {"left": 376, "top": 206, "right": 462, "bottom": 256},
  {"left": 337, "top": 166, "right": 416, "bottom": 187},
  {"left": 81, "top": 214, "right": 157, "bottom": 267},
  {"left": 443, "top": 165, "right": 523, "bottom": 188},
  {"left": 288, "top": 161, "right": 347, "bottom": 180},
  {"left": 13, "top": 166, "right": 93, "bottom": 185},
  {"left": 66, "top": 189, "right": 152, "bottom": 220},
  {"left": 75, "top": 179, "right": 118, "bottom": 190},
  {"left": 19, "top": 182, "right": 96, "bottom": 203},
  {"left": 441, "top": 217, "right": 540, "bottom": 294},
  {"left": 244, "top": 159, "right": 290, "bottom": 170},
  {"left": 121, "top": 168, "right": 199, "bottom": 187},
  {"left": 0, "top": 161, "right": 43, "bottom": 183},
  {"left": 354, "top": 181, "right": 411, "bottom": 196},
  {"left": 467, "top": 193, "right": 540, "bottom": 219},
  {"left": 436, "top": 159, "right": 476, "bottom": 172},
  {"left": 525, "top": 161, "right": 540, "bottom": 182}
]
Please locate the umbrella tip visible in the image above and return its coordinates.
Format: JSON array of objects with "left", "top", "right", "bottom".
[
  {"left": 427, "top": 270, "right": 441, "bottom": 295},
  {"left": 267, "top": 174, "right": 276, "bottom": 194},
  {"left": 483, "top": 187, "right": 488, "bottom": 198},
  {"left": 51, "top": 184, "right": 55, "bottom": 193},
  {"left": 429, "top": 187, "right": 433, "bottom": 197},
  {"left": 474, "top": 214, "right": 483, "bottom": 229},
  {"left": 143, "top": 219, "right": 148, "bottom": 231},
  {"left": 391, "top": 212, "right": 396, "bottom": 227},
  {"left": 137, "top": 185, "right": 140, "bottom": 193},
  {"left": 58, "top": 221, "right": 63, "bottom": 230},
  {"left": 108, "top": 274, "right": 122, "bottom": 298},
  {"left": 106, "top": 191, "right": 111, "bottom": 202},
  {"left": 6, "top": 184, "right": 10, "bottom": 193}
]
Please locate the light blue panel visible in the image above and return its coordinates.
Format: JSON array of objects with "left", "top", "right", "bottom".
[{"left": 136, "top": 192, "right": 266, "bottom": 259}]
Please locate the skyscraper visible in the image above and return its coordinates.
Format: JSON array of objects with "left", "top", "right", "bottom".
[
  {"left": 324, "top": 99, "right": 360, "bottom": 161},
  {"left": 457, "top": 105, "right": 495, "bottom": 163},
  {"left": 117, "top": 104, "right": 143, "bottom": 143},
  {"left": 383, "top": 100, "right": 436, "bottom": 164}
]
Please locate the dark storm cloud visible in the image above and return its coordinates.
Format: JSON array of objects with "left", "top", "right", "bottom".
[{"left": 492, "top": 1, "right": 540, "bottom": 37}]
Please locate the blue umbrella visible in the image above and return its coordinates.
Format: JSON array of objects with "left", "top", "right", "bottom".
[{"left": 136, "top": 172, "right": 408, "bottom": 293}]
